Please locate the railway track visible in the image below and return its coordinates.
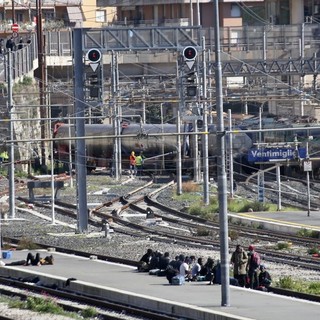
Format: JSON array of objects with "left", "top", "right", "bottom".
[
  {"left": 2, "top": 174, "right": 320, "bottom": 309},
  {"left": 13, "top": 178, "right": 320, "bottom": 273},
  {"left": 0, "top": 277, "right": 179, "bottom": 320}
]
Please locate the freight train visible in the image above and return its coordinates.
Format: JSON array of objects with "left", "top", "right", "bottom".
[{"left": 53, "top": 122, "right": 253, "bottom": 174}]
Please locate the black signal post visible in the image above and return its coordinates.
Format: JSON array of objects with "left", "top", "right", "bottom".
[{"left": 87, "top": 48, "right": 102, "bottom": 63}]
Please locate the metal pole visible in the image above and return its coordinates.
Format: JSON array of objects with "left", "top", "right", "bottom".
[
  {"left": 306, "top": 138, "right": 311, "bottom": 216},
  {"left": 214, "top": 0, "right": 230, "bottom": 306},
  {"left": 196, "top": 0, "right": 200, "bottom": 26},
  {"left": 11, "top": 0, "right": 15, "bottom": 23},
  {"left": 111, "top": 52, "right": 120, "bottom": 180},
  {"left": 193, "top": 118, "right": 199, "bottom": 182},
  {"left": 115, "top": 53, "right": 122, "bottom": 178},
  {"left": 73, "top": 28, "right": 88, "bottom": 233},
  {"left": 7, "top": 52, "right": 15, "bottom": 219},
  {"left": 177, "top": 60, "right": 182, "bottom": 195},
  {"left": 301, "top": 23, "right": 305, "bottom": 116},
  {"left": 207, "top": 49, "right": 213, "bottom": 124},
  {"left": 307, "top": 170, "right": 311, "bottom": 216},
  {"left": 258, "top": 105, "right": 265, "bottom": 203},
  {"left": 228, "top": 109, "right": 234, "bottom": 199},
  {"left": 276, "top": 163, "right": 282, "bottom": 211},
  {"left": 202, "top": 37, "right": 209, "bottom": 205},
  {"left": 50, "top": 140, "right": 55, "bottom": 224},
  {"left": 160, "top": 103, "right": 165, "bottom": 171},
  {"left": 142, "top": 86, "right": 146, "bottom": 124},
  {"left": 36, "top": 0, "right": 47, "bottom": 168},
  {"left": 68, "top": 116, "right": 73, "bottom": 188},
  {"left": 177, "top": 109, "right": 182, "bottom": 195},
  {"left": 189, "top": 0, "right": 193, "bottom": 26}
]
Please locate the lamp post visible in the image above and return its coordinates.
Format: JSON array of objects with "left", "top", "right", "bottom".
[
  {"left": 7, "top": 51, "right": 16, "bottom": 219},
  {"left": 305, "top": 134, "right": 312, "bottom": 216},
  {"left": 214, "top": 0, "right": 230, "bottom": 306}
]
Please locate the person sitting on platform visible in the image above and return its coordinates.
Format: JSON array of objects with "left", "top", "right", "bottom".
[
  {"left": 257, "top": 265, "right": 272, "bottom": 291},
  {"left": 137, "top": 248, "right": 153, "bottom": 272}
]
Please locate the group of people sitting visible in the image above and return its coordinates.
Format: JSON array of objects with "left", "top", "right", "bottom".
[
  {"left": 137, "top": 249, "right": 224, "bottom": 285},
  {"left": 137, "top": 246, "right": 272, "bottom": 290}
]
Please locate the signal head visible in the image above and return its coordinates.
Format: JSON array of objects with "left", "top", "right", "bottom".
[
  {"left": 183, "top": 46, "right": 197, "bottom": 61},
  {"left": 87, "top": 49, "right": 102, "bottom": 63}
]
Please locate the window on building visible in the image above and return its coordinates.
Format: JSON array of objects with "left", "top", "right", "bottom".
[
  {"left": 231, "top": 4, "right": 241, "bottom": 18},
  {"left": 43, "top": 10, "right": 54, "bottom": 21},
  {"left": 96, "top": 10, "right": 106, "bottom": 23},
  {"left": 16, "top": 13, "right": 23, "bottom": 23}
]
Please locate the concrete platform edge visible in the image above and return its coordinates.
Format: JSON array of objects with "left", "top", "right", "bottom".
[{"left": 0, "top": 266, "right": 252, "bottom": 320}]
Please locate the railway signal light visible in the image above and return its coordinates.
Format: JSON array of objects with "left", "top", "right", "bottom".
[
  {"left": 183, "top": 46, "right": 197, "bottom": 61},
  {"left": 87, "top": 49, "right": 102, "bottom": 63},
  {"left": 183, "top": 46, "right": 197, "bottom": 69}
]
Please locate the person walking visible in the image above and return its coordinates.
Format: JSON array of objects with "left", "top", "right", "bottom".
[
  {"left": 129, "top": 151, "right": 137, "bottom": 176},
  {"left": 230, "top": 244, "right": 248, "bottom": 287}
]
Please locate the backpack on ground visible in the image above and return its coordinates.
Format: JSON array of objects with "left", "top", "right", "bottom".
[{"left": 171, "top": 275, "right": 185, "bottom": 285}]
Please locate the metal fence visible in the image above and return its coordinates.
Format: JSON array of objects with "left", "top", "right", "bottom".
[
  {"left": 42, "top": 24, "right": 320, "bottom": 57},
  {"left": 2, "top": 24, "right": 320, "bottom": 82}
]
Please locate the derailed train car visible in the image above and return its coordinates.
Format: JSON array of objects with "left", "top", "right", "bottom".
[{"left": 53, "top": 122, "right": 253, "bottom": 173}]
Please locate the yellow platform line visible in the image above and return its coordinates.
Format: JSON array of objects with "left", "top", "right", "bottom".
[{"left": 237, "top": 213, "right": 320, "bottom": 230}]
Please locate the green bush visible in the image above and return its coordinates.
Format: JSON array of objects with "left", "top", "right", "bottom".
[
  {"left": 275, "top": 242, "right": 292, "bottom": 250},
  {"left": 239, "top": 201, "right": 270, "bottom": 212},
  {"left": 21, "top": 76, "right": 33, "bottom": 86},
  {"left": 80, "top": 307, "right": 98, "bottom": 318},
  {"left": 308, "top": 282, "right": 320, "bottom": 295},
  {"left": 196, "top": 226, "right": 211, "bottom": 236},
  {"left": 25, "top": 297, "right": 63, "bottom": 314},
  {"left": 188, "top": 203, "right": 218, "bottom": 220},
  {"left": 229, "top": 229, "right": 239, "bottom": 241},
  {"left": 297, "top": 228, "right": 320, "bottom": 239},
  {"left": 307, "top": 247, "right": 319, "bottom": 255},
  {"left": 278, "top": 276, "right": 296, "bottom": 290}
]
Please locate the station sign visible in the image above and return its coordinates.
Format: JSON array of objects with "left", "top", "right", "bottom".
[{"left": 248, "top": 147, "right": 307, "bottom": 162}]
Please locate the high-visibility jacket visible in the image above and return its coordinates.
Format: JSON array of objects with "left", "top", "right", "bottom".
[
  {"left": 129, "top": 153, "right": 136, "bottom": 165},
  {"left": 136, "top": 155, "right": 143, "bottom": 166},
  {"left": 0, "top": 151, "right": 9, "bottom": 161}
]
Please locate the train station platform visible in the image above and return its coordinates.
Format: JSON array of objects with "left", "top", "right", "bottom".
[
  {"left": 0, "top": 250, "right": 319, "bottom": 320},
  {"left": 229, "top": 210, "right": 320, "bottom": 235}
]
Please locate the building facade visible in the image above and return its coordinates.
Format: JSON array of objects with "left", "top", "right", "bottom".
[{"left": 0, "top": 0, "right": 116, "bottom": 33}]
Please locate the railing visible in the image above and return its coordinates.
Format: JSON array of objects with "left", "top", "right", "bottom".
[
  {"left": 2, "top": 23, "right": 320, "bottom": 82},
  {"left": 42, "top": 24, "right": 320, "bottom": 57},
  {"left": 0, "top": 33, "right": 37, "bottom": 82}
]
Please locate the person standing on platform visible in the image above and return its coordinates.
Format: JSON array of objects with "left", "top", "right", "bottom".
[
  {"left": 230, "top": 244, "right": 248, "bottom": 287},
  {"left": 247, "top": 245, "right": 261, "bottom": 289},
  {"left": 129, "top": 151, "right": 137, "bottom": 176}
]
